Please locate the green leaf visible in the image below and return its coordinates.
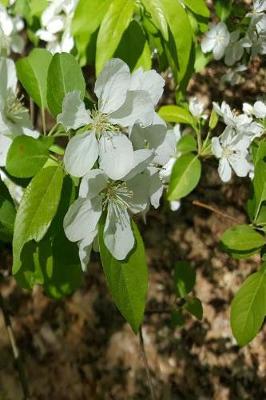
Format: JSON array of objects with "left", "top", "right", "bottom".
[
  {"left": 115, "top": 20, "right": 148, "bottom": 71},
  {"left": 183, "top": 0, "right": 210, "bottom": 17},
  {"left": 16, "top": 48, "right": 52, "bottom": 110},
  {"left": 231, "top": 264, "right": 266, "bottom": 346},
  {"left": 72, "top": 0, "right": 110, "bottom": 66},
  {"left": 159, "top": 105, "right": 195, "bottom": 126},
  {"left": 15, "top": 177, "right": 83, "bottom": 298},
  {"left": 160, "top": 0, "right": 193, "bottom": 82},
  {"left": 185, "top": 297, "right": 203, "bottom": 320},
  {"left": 0, "top": 181, "right": 16, "bottom": 242},
  {"left": 168, "top": 153, "right": 201, "bottom": 201},
  {"left": 209, "top": 109, "right": 218, "bottom": 130},
  {"left": 96, "top": 0, "right": 135, "bottom": 75},
  {"left": 253, "top": 160, "right": 266, "bottom": 223},
  {"left": 174, "top": 261, "right": 196, "bottom": 298},
  {"left": 221, "top": 224, "right": 265, "bottom": 252},
  {"left": 47, "top": 53, "right": 86, "bottom": 116},
  {"left": 215, "top": 0, "right": 232, "bottom": 21},
  {"left": 12, "top": 166, "right": 64, "bottom": 274},
  {"left": 171, "top": 309, "right": 185, "bottom": 327},
  {"left": 141, "top": 0, "right": 169, "bottom": 40},
  {"left": 99, "top": 218, "right": 148, "bottom": 333},
  {"left": 176, "top": 135, "right": 197, "bottom": 153},
  {"left": 6, "top": 136, "right": 52, "bottom": 178}
]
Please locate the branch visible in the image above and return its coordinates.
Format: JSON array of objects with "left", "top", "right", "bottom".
[
  {"left": 192, "top": 200, "right": 240, "bottom": 224},
  {"left": 0, "top": 293, "right": 30, "bottom": 399}
]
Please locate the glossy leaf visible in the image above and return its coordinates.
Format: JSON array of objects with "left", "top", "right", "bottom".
[
  {"left": 231, "top": 265, "right": 266, "bottom": 346},
  {"left": 168, "top": 153, "right": 201, "bottom": 201},
  {"left": 99, "top": 218, "right": 148, "bottom": 333},
  {"left": 253, "top": 160, "right": 266, "bottom": 223},
  {"left": 141, "top": 0, "right": 169, "bottom": 40},
  {"left": 96, "top": 0, "right": 135, "bottom": 75},
  {"left": 16, "top": 48, "right": 52, "bottom": 109},
  {"left": 12, "top": 166, "right": 64, "bottom": 274},
  {"left": 221, "top": 224, "right": 265, "bottom": 252},
  {"left": 177, "top": 135, "right": 197, "bottom": 154},
  {"left": 6, "top": 136, "right": 52, "bottom": 178},
  {"left": 183, "top": 0, "right": 210, "bottom": 17},
  {"left": 159, "top": 105, "right": 195, "bottom": 126},
  {"left": 47, "top": 53, "right": 86, "bottom": 116}
]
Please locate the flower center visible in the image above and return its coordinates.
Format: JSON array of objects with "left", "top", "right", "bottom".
[
  {"left": 102, "top": 181, "right": 133, "bottom": 211},
  {"left": 5, "top": 92, "right": 27, "bottom": 124},
  {"left": 222, "top": 146, "right": 236, "bottom": 158}
]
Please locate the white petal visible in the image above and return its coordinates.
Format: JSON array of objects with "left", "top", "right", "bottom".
[
  {"left": 64, "top": 197, "right": 102, "bottom": 242},
  {"left": 211, "top": 137, "right": 223, "bottom": 158},
  {"left": 109, "top": 90, "right": 154, "bottom": 128},
  {"left": 78, "top": 229, "right": 98, "bottom": 271},
  {"left": 130, "top": 68, "right": 165, "bottom": 106},
  {"left": 147, "top": 167, "right": 164, "bottom": 209},
  {"left": 0, "top": 57, "right": 17, "bottom": 98},
  {"left": 201, "top": 36, "right": 215, "bottom": 53},
  {"left": 95, "top": 58, "right": 130, "bottom": 114},
  {"left": 218, "top": 158, "right": 232, "bottom": 182},
  {"left": 99, "top": 133, "right": 134, "bottom": 180},
  {"left": 130, "top": 122, "right": 167, "bottom": 154},
  {"left": 0, "top": 134, "right": 12, "bottom": 167},
  {"left": 57, "top": 91, "right": 91, "bottom": 131},
  {"left": 64, "top": 131, "right": 99, "bottom": 177},
  {"left": 126, "top": 173, "right": 151, "bottom": 213},
  {"left": 79, "top": 169, "right": 108, "bottom": 199},
  {"left": 170, "top": 200, "right": 181, "bottom": 211},
  {"left": 154, "top": 129, "right": 178, "bottom": 165},
  {"left": 104, "top": 205, "right": 135, "bottom": 260},
  {"left": 253, "top": 101, "right": 266, "bottom": 118},
  {"left": 229, "top": 154, "right": 252, "bottom": 177},
  {"left": 122, "top": 149, "right": 154, "bottom": 180}
]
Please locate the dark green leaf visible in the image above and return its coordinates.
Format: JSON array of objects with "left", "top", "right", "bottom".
[
  {"left": 0, "top": 181, "right": 16, "bottom": 242},
  {"left": 185, "top": 297, "right": 203, "bottom": 320},
  {"left": 47, "top": 53, "right": 86, "bottom": 116},
  {"left": 174, "top": 261, "right": 196, "bottom": 298},
  {"left": 99, "top": 218, "right": 148, "bottom": 333}
]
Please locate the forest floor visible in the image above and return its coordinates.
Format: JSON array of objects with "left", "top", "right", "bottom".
[{"left": 0, "top": 58, "right": 266, "bottom": 400}]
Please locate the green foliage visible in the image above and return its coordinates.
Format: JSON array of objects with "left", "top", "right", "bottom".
[
  {"left": 176, "top": 135, "right": 197, "bottom": 154},
  {"left": 47, "top": 53, "right": 86, "bottom": 116},
  {"left": 6, "top": 136, "right": 52, "bottom": 178},
  {"left": 99, "top": 218, "right": 148, "bottom": 333},
  {"left": 159, "top": 105, "right": 195, "bottom": 126},
  {"left": 231, "top": 264, "right": 266, "bottom": 346},
  {"left": 96, "top": 0, "right": 135, "bottom": 75},
  {"left": 174, "top": 261, "right": 196, "bottom": 298},
  {"left": 185, "top": 297, "right": 203, "bottom": 320},
  {"left": 12, "top": 166, "right": 64, "bottom": 274},
  {"left": 168, "top": 153, "right": 201, "bottom": 201},
  {"left": 215, "top": 0, "right": 232, "bottom": 21},
  {"left": 0, "top": 181, "right": 16, "bottom": 242},
  {"left": 14, "top": 177, "right": 83, "bottom": 298},
  {"left": 141, "top": 0, "right": 169, "bottom": 40},
  {"left": 16, "top": 48, "right": 52, "bottom": 109},
  {"left": 221, "top": 224, "right": 265, "bottom": 255},
  {"left": 183, "top": 0, "right": 210, "bottom": 18}
]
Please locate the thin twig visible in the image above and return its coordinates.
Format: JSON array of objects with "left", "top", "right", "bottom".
[
  {"left": 192, "top": 200, "right": 240, "bottom": 224},
  {"left": 0, "top": 293, "right": 29, "bottom": 399},
  {"left": 139, "top": 326, "right": 156, "bottom": 400}
]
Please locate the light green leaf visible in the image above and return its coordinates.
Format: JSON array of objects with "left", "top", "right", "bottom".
[
  {"left": 0, "top": 181, "right": 16, "bottom": 243},
  {"left": 231, "top": 265, "right": 266, "bottom": 346},
  {"left": 168, "top": 153, "right": 201, "bottom": 201},
  {"left": 159, "top": 105, "right": 195, "bottom": 126},
  {"left": 16, "top": 48, "right": 52, "bottom": 109},
  {"left": 12, "top": 166, "right": 64, "bottom": 274},
  {"left": 96, "top": 0, "right": 135, "bottom": 75},
  {"left": 221, "top": 224, "right": 265, "bottom": 252},
  {"left": 47, "top": 53, "right": 86, "bottom": 116},
  {"left": 160, "top": 0, "right": 193, "bottom": 82},
  {"left": 253, "top": 160, "right": 266, "bottom": 223},
  {"left": 185, "top": 297, "right": 203, "bottom": 320},
  {"left": 183, "top": 0, "right": 210, "bottom": 17},
  {"left": 176, "top": 135, "right": 197, "bottom": 153},
  {"left": 99, "top": 218, "right": 148, "bottom": 333},
  {"left": 174, "top": 261, "right": 196, "bottom": 298},
  {"left": 215, "top": 0, "right": 232, "bottom": 21},
  {"left": 72, "top": 0, "right": 110, "bottom": 66},
  {"left": 6, "top": 136, "right": 52, "bottom": 178},
  {"left": 141, "top": 0, "right": 169, "bottom": 40}
]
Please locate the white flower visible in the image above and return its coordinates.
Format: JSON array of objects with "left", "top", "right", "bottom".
[
  {"left": 201, "top": 22, "right": 230, "bottom": 60},
  {"left": 221, "top": 64, "right": 247, "bottom": 85},
  {"left": 64, "top": 165, "right": 152, "bottom": 264},
  {"left": 224, "top": 31, "right": 245, "bottom": 66},
  {"left": 36, "top": 0, "right": 78, "bottom": 53},
  {"left": 212, "top": 127, "right": 253, "bottom": 182},
  {"left": 243, "top": 100, "right": 266, "bottom": 118},
  {"left": 213, "top": 101, "right": 252, "bottom": 131},
  {"left": 159, "top": 125, "right": 182, "bottom": 183},
  {"left": 0, "top": 57, "right": 39, "bottom": 166},
  {"left": 0, "top": 5, "right": 24, "bottom": 55},
  {"left": 60, "top": 59, "right": 164, "bottom": 180},
  {"left": 189, "top": 97, "right": 207, "bottom": 119}
]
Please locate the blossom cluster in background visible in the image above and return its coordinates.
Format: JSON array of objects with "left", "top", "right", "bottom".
[{"left": 0, "top": 1, "right": 24, "bottom": 56}]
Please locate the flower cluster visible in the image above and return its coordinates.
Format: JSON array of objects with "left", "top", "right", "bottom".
[
  {"left": 201, "top": 1, "right": 266, "bottom": 77},
  {"left": 60, "top": 59, "right": 179, "bottom": 267},
  {"left": 211, "top": 100, "right": 265, "bottom": 182},
  {"left": 0, "top": 57, "right": 39, "bottom": 167},
  {"left": 36, "top": 0, "right": 78, "bottom": 53},
  {"left": 0, "top": 1, "right": 24, "bottom": 56}
]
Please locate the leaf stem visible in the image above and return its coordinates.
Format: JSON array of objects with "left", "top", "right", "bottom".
[
  {"left": 139, "top": 326, "right": 156, "bottom": 400},
  {"left": 41, "top": 108, "right": 47, "bottom": 135}
]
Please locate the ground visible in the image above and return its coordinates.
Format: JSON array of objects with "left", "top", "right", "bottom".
[{"left": 0, "top": 58, "right": 266, "bottom": 399}]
